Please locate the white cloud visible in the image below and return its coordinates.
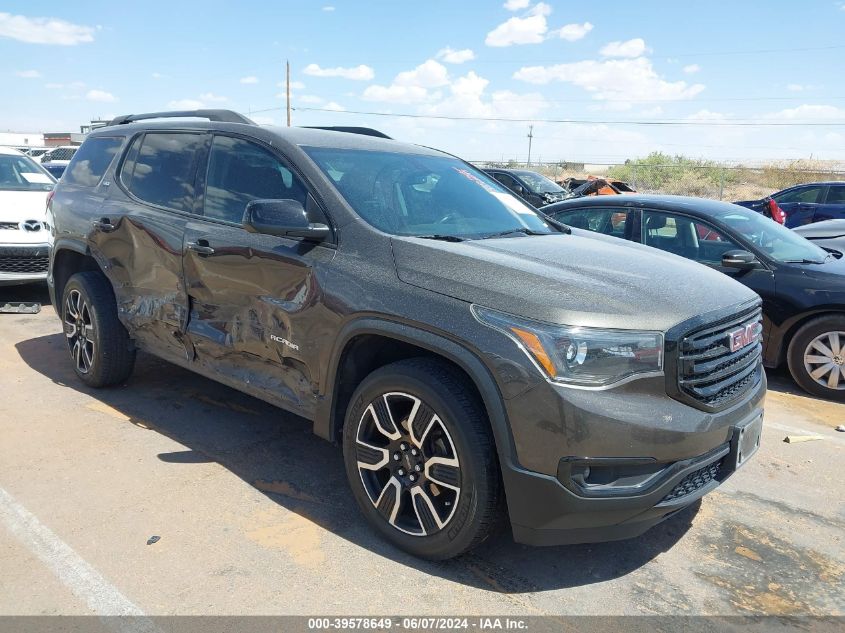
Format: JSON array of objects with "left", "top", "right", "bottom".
[
  {"left": 322, "top": 5, "right": 335, "bottom": 11},
  {"left": 436, "top": 47, "right": 475, "bottom": 64},
  {"left": 485, "top": 3, "right": 552, "bottom": 47},
  {"left": 323, "top": 101, "right": 346, "bottom": 111},
  {"left": 86, "top": 89, "right": 116, "bottom": 102},
  {"left": 787, "top": 83, "right": 805, "bottom": 92},
  {"left": 240, "top": 76, "right": 259, "bottom": 84},
  {"left": 15, "top": 70, "right": 41, "bottom": 78},
  {"left": 682, "top": 64, "right": 701, "bottom": 74},
  {"left": 600, "top": 38, "right": 648, "bottom": 58},
  {"left": 513, "top": 57, "right": 705, "bottom": 104},
  {"left": 252, "top": 115, "right": 276, "bottom": 125},
  {"left": 503, "top": 0, "right": 530, "bottom": 9},
  {"left": 763, "top": 104, "right": 845, "bottom": 120},
  {"left": 45, "top": 81, "right": 84, "bottom": 90},
  {"left": 363, "top": 60, "right": 449, "bottom": 104},
  {"left": 199, "top": 92, "right": 227, "bottom": 102},
  {"left": 297, "top": 94, "right": 324, "bottom": 104},
  {"left": 303, "top": 63, "right": 375, "bottom": 80},
  {"left": 151, "top": 72, "right": 166, "bottom": 80},
  {"left": 0, "top": 12, "right": 95, "bottom": 45},
  {"left": 167, "top": 99, "right": 205, "bottom": 110},
  {"left": 552, "top": 22, "right": 593, "bottom": 42}
]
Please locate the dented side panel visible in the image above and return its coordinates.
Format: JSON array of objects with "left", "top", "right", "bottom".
[{"left": 182, "top": 219, "right": 337, "bottom": 418}]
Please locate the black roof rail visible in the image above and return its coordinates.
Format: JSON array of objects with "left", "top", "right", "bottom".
[
  {"left": 108, "top": 109, "right": 255, "bottom": 126},
  {"left": 302, "top": 126, "right": 392, "bottom": 139}
]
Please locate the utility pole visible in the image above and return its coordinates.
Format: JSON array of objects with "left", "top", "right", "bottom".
[
  {"left": 526, "top": 125, "right": 534, "bottom": 167},
  {"left": 286, "top": 60, "right": 292, "bottom": 127}
]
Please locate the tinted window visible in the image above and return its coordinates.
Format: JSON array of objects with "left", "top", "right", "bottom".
[
  {"left": 642, "top": 211, "right": 741, "bottom": 263},
  {"left": 774, "top": 186, "right": 823, "bottom": 204},
  {"left": 125, "top": 133, "right": 204, "bottom": 212},
  {"left": 512, "top": 170, "right": 565, "bottom": 194},
  {"left": 557, "top": 208, "right": 629, "bottom": 238},
  {"left": 715, "top": 208, "right": 828, "bottom": 264},
  {"left": 306, "top": 148, "right": 554, "bottom": 238},
  {"left": 0, "top": 153, "right": 55, "bottom": 191},
  {"left": 826, "top": 185, "right": 845, "bottom": 204},
  {"left": 204, "top": 135, "right": 307, "bottom": 223},
  {"left": 63, "top": 137, "right": 123, "bottom": 187}
]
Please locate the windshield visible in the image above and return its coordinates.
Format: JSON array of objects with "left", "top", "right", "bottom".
[
  {"left": 0, "top": 153, "right": 56, "bottom": 192},
  {"left": 513, "top": 170, "right": 565, "bottom": 194},
  {"left": 717, "top": 207, "right": 829, "bottom": 264},
  {"left": 305, "top": 148, "right": 555, "bottom": 238}
]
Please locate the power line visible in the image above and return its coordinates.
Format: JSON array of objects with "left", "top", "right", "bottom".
[{"left": 289, "top": 106, "right": 845, "bottom": 127}]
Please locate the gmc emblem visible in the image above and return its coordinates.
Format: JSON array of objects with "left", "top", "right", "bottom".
[{"left": 728, "top": 323, "right": 761, "bottom": 352}]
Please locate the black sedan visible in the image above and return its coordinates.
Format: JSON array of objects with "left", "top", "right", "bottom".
[
  {"left": 544, "top": 194, "right": 845, "bottom": 401},
  {"left": 484, "top": 168, "right": 568, "bottom": 207}
]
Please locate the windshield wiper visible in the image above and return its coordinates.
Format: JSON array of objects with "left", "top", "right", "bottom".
[
  {"left": 782, "top": 258, "right": 824, "bottom": 264},
  {"left": 415, "top": 234, "right": 467, "bottom": 242},
  {"left": 481, "top": 227, "right": 551, "bottom": 239}
]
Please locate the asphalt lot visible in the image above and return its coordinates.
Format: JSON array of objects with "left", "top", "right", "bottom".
[{"left": 0, "top": 284, "right": 843, "bottom": 618}]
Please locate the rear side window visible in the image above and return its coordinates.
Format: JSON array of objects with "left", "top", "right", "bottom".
[
  {"left": 774, "top": 186, "right": 823, "bottom": 204},
  {"left": 826, "top": 185, "right": 845, "bottom": 204},
  {"left": 121, "top": 132, "right": 205, "bottom": 212},
  {"left": 63, "top": 137, "right": 124, "bottom": 187}
]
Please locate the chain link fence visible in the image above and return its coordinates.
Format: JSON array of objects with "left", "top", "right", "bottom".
[{"left": 472, "top": 159, "right": 845, "bottom": 202}]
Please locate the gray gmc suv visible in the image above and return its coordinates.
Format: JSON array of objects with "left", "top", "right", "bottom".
[{"left": 48, "top": 110, "right": 765, "bottom": 559}]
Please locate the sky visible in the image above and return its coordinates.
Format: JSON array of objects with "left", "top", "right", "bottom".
[{"left": 2, "top": 0, "right": 844, "bottom": 164}]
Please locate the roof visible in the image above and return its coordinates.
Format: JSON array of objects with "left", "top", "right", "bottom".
[
  {"left": 545, "top": 194, "right": 749, "bottom": 217},
  {"left": 91, "top": 119, "right": 445, "bottom": 157}
]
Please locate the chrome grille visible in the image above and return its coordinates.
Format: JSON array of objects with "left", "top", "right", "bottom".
[
  {"left": 0, "top": 222, "right": 19, "bottom": 230},
  {"left": 677, "top": 307, "right": 763, "bottom": 409}
]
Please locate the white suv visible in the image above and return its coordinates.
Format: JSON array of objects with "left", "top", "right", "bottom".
[{"left": 0, "top": 147, "right": 55, "bottom": 285}]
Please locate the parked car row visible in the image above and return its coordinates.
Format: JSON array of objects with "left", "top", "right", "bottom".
[
  {"left": 1, "top": 110, "right": 839, "bottom": 561},
  {"left": 735, "top": 181, "right": 845, "bottom": 228}
]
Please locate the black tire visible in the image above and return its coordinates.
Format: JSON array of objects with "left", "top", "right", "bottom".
[
  {"left": 342, "top": 357, "right": 501, "bottom": 560},
  {"left": 786, "top": 315, "right": 845, "bottom": 401},
  {"left": 61, "top": 271, "right": 136, "bottom": 388}
]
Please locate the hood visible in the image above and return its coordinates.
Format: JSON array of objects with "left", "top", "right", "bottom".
[
  {"left": 794, "top": 220, "right": 845, "bottom": 240},
  {"left": 392, "top": 229, "right": 758, "bottom": 332}
]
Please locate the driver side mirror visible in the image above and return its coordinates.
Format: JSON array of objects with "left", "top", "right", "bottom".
[
  {"left": 722, "top": 250, "right": 759, "bottom": 270},
  {"left": 243, "top": 198, "right": 330, "bottom": 241}
]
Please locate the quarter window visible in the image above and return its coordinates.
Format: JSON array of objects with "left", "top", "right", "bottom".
[
  {"left": 123, "top": 132, "right": 205, "bottom": 212},
  {"left": 204, "top": 135, "right": 307, "bottom": 224},
  {"left": 64, "top": 137, "right": 124, "bottom": 187}
]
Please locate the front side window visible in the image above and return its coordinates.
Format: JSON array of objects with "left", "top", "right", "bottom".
[
  {"left": 0, "top": 152, "right": 55, "bottom": 191},
  {"left": 774, "top": 186, "right": 823, "bottom": 204},
  {"left": 64, "top": 137, "right": 124, "bottom": 187},
  {"left": 204, "top": 136, "right": 307, "bottom": 224},
  {"left": 123, "top": 132, "right": 205, "bottom": 212},
  {"left": 305, "top": 148, "right": 554, "bottom": 239}
]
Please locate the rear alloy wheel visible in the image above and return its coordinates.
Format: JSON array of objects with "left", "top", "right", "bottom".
[
  {"left": 343, "top": 358, "right": 501, "bottom": 560},
  {"left": 61, "top": 272, "right": 136, "bottom": 388},
  {"left": 787, "top": 316, "right": 845, "bottom": 401}
]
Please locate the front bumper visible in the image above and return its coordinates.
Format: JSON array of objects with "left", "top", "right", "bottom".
[
  {"left": 500, "top": 374, "right": 765, "bottom": 546},
  {"left": 0, "top": 244, "right": 50, "bottom": 285}
]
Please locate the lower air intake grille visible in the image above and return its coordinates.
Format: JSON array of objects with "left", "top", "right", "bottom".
[
  {"left": 660, "top": 459, "right": 722, "bottom": 503},
  {"left": 0, "top": 255, "right": 49, "bottom": 274}
]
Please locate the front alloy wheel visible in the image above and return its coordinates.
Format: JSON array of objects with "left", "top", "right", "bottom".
[
  {"left": 355, "top": 392, "right": 461, "bottom": 536},
  {"left": 343, "top": 358, "right": 501, "bottom": 560},
  {"left": 803, "top": 331, "right": 845, "bottom": 391}
]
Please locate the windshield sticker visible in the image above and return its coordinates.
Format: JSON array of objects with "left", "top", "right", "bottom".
[{"left": 21, "top": 172, "right": 53, "bottom": 184}]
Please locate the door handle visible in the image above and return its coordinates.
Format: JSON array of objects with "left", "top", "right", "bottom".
[
  {"left": 92, "top": 217, "right": 116, "bottom": 233},
  {"left": 187, "top": 241, "right": 215, "bottom": 256}
]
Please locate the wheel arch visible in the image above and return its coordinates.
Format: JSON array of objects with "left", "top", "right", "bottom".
[
  {"left": 769, "top": 309, "right": 845, "bottom": 367},
  {"left": 49, "top": 241, "right": 103, "bottom": 312},
  {"left": 316, "top": 318, "right": 517, "bottom": 469}
]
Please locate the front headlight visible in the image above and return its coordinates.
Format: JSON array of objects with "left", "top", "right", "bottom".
[{"left": 472, "top": 305, "right": 663, "bottom": 387}]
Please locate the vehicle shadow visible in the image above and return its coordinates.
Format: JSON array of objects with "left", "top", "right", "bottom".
[
  {"left": 15, "top": 331, "right": 698, "bottom": 593},
  {"left": 0, "top": 282, "right": 51, "bottom": 309}
]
